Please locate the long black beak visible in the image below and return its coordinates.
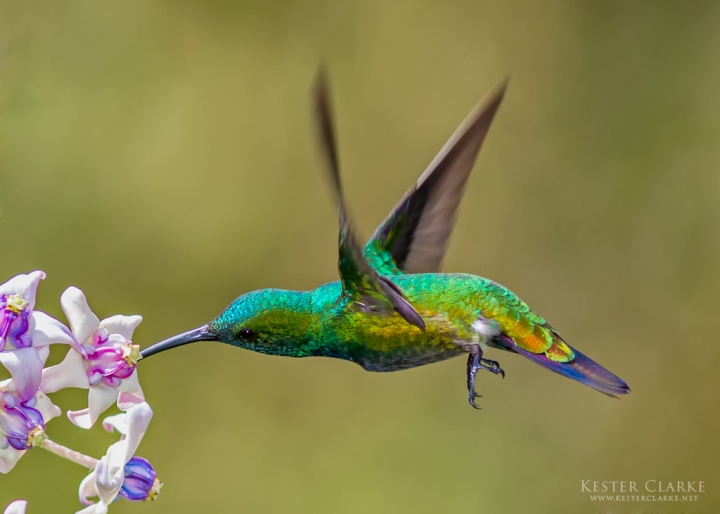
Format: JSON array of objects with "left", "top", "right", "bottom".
[{"left": 140, "top": 325, "right": 218, "bottom": 359}]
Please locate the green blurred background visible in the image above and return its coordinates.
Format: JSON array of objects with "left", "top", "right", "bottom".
[{"left": 2, "top": 1, "right": 719, "bottom": 512}]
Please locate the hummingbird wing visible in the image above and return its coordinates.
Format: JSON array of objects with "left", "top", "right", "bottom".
[
  {"left": 313, "top": 70, "right": 425, "bottom": 331},
  {"left": 363, "top": 81, "right": 507, "bottom": 275}
]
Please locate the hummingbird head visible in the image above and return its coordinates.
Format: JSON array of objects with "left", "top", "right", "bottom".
[{"left": 139, "top": 289, "right": 312, "bottom": 359}]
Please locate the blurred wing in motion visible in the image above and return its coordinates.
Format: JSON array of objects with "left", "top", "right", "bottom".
[
  {"left": 313, "top": 70, "right": 425, "bottom": 331},
  {"left": 364, "top": 80, "right": 508, "bottom": 275}
]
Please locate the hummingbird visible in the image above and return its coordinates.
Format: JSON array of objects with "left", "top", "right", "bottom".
[{"left": 140, "top": 73, "right": 630, "bottom": 408}]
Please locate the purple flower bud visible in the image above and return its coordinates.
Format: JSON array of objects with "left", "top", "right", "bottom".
[
  {"left": 0, "top": 394, "right": 46, "bottom": 450},
  {"left": 120, "top": 457, "right": 162, "bottom": 501},
  {"left": 0, "top": 294, "right": 31, "bottom": 352}
]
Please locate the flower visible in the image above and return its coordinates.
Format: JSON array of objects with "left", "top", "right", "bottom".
[
  {"left": 40, "top": 287, "right": 144, "bottom": 429},
  {"left": 3, "top": 501, "right": 27, "bottom": 514},
  {"left": 77, "top": 402, "right": 161, "bottom": 513},
  {"left": 0, "top": 272, "right": 82, "bottom": 401},
  {"left": 0, "top": 383, "right": 60, "bottom": 473},
  {"left": 0, "top": 392, "right": 46, "bottom": 451}
]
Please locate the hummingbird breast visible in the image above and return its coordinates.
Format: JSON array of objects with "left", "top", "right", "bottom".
[
  {"left": 314, "top": 274, "right": 488, "bottom": 372},
  {"left": 331, "top": 310, "right": 471, "bottom": 372}
]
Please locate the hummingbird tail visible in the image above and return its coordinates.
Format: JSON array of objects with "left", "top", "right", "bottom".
[{"left": 497, "top": 335, "right": 630, "bottom": 397}]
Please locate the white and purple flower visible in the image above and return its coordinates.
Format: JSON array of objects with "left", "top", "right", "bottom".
[
  {"left": 41, "top": 287, "right": 144, "bottom": 429},
  {"left": 78, "top": 402, "right": 161, "bottom": 513},
  {"left": 0, "top": 384, "right": 60, "bottom": 473},
  {"left": 0, "top": 272, "right": 83, "bottom": 402},
  {"left": 1, "top": 272, "right": 164, "bottom": 513}
]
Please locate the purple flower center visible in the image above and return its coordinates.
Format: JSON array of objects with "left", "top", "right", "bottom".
[
  {"left": 120, "top": 456, "right": 162, "bottom": 501},
  {"left": 0, "top": 293, "right": 31, "bottom": 352},
  {"left": 85, "top": 332, "right": 140, "bottom": 388},
  {"left": 0, "top": 393, "right": 46, "bottom": 451}
]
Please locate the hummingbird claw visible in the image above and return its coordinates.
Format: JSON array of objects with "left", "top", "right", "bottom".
[
  {"left": 466, "top": 351, "right": 505, "bottom": 408},
  {"left": 480, "top": 358, "right": 505, "bottom": 379}
]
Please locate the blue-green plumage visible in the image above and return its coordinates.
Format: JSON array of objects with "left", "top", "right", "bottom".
[{"left": 141, "top": 72, "right": 630, "bottom": 407}]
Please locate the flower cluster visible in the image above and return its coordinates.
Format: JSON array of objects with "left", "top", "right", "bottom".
[{"left": 1, "top": 272, "right": 161, "bottom": 513}]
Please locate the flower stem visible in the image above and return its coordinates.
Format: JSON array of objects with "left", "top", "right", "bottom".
[{"left": 40, "top": 438, "right": 98, "bottom": 470}]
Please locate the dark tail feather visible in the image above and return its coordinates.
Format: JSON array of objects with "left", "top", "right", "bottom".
[{"left": 496, "top": 336, "right": 630, "bottom": 396}]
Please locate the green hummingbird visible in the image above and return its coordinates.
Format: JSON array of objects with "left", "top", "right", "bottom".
[{"left": 140, "top": 73, "right": 630, "bottom": 408}]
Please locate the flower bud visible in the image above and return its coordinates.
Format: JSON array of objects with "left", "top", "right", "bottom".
[{"left": 119, "top": 456, "right": 162, "bottom": 502}]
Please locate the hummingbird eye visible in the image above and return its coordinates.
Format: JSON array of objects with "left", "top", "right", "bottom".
[{"left": 237, "top": 328, "right": 257, "bottom": 341}]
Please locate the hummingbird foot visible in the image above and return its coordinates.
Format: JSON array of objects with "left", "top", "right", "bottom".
[
  {"left": 467, "top": 350, "right": 506, "bottom": 408},
  {"left": 466, "top": 350, "right": 484, "bottom": 409},
  {"left": 480, "top": 358, "right": 505, "bottom": 379}
]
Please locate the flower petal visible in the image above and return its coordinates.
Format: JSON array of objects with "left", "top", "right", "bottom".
[
  {"left": 116, "top": 371, "right": 144, "bottom": 410},
  {"left": 101, "top": 412, "right": 128, "bottom": 436},
  {"left": 121, "top": 402, "right": 153, "bottom": 461},
  {"left": 34, "top": 391, "right": 61, "bottom": 422},
  {"left": 75, "top": 484, "right": 109, "bottom": 514},
  {"left": 0, "top": 347, "right": 47, "bottom": 401},
  {"left": 99, "top": 315, "right": 142, "bottom": 341},
  {"left": 3, "top": 500, "right": 27, "bottom": 514},
  {"left": 116, "top": 391, "right": 144, "bottom": 411},
  {"left": 0, "top": 445, "right": 24, "bottom": 474},
  {"left": 78, "top": 470, "right": 99, "bottom": 506},
  {"left": 31, "top": 311, "right": 83, "bottom": 355},
  {"left": 0, "top": 271, "right": 45, "bottom": 311},
  {"left": 60, "top": 288, "right": 100, "bottom": 346},
  {"left": 75, "top": 505, "right": 108, "bottom": 514},
  {"left": 41, "top": 349, "right": 89, "bottom": 394},
  {"left": 95, "top": 447, "right": 126, "bottom": 505},
  {"left": 67, "top": 384, "right": 118, "bottom": 429}
]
